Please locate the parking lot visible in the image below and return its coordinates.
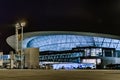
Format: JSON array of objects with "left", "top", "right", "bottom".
[{"left": 0, "top": 69, "right": 120, "bottom": 80}]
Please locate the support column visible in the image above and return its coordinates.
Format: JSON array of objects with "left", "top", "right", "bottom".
[
  {"left": 10, "top": 51, "right": 14, "bottom": 69},
  {"left": 24, "top": 48, "right": 39, "bottom": 69}
]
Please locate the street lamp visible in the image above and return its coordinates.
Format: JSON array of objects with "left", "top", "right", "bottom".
[{"left": 15, "top": 20, "right": 26, "bottom": 69}]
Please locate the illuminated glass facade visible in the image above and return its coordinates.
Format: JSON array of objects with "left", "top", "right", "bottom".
[
  {"left": 25, "top": 35, "right": 120, "bottom": 52},
  {"left": 22, "top": 34, "right": 120, "bottom": 67},
  {"left": 6, "top": 31, "right": 120, "bottom": 69},
  {"left": 40, "top": 52, "right": 82, "bottom": 63},
  {"left": 39, "top": 47, "right": 115, "bottom": 64}
]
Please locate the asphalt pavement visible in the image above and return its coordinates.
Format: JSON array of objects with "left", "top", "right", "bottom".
[{"left": 0, "top": 69, "right": 119, "bottom": 80}]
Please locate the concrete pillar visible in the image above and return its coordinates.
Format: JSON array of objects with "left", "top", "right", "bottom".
[
  {"left": 0, "top": 52, "right": 3, "bottom": 68},
  {"left": 10, "top": 51, "right": 14, "bottom": 69},
  {"left": 24, "top": 48, "right": 39, "bottom": 69},
  {"left": 10, "top": 59, "right": 14, "bottom": 69}
]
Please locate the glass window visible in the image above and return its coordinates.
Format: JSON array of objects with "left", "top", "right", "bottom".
[
  {"left": 25, "top": 35, "right": 120, "bottom": 52},
  {"left": 104, "top": 50, "right": 112, "bottom": 57}
]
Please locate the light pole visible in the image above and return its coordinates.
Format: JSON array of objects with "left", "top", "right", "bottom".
[{"left": 15, "top": 20, "right": 26, "bottom": 69}]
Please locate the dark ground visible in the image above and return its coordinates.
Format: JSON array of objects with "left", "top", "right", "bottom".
[{"left": 0, "top": 69, "right": 120, "bottom": 80}]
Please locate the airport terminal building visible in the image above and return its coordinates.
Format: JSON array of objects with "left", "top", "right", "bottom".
[{"left": 6, "top": 31, "right": 120, "bottom": 69}]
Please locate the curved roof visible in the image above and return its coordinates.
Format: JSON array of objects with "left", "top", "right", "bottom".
[{"left": 6, "top": 31, "right": 120, "bottom": 51}]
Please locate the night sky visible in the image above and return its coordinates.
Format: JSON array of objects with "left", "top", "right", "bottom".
[{"left": 0, "top": 0, "right": 120, "bottom": 53}]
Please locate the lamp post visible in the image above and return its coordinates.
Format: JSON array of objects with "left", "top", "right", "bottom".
[{"left": 15, "top": 20, "right": 26, "bottom": 69}]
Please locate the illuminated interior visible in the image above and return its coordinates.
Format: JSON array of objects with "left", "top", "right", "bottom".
[
  {"left": 6, "top": 31, "right": 120, "bottom": 69},
  {"left": 24, "top": 35, "right": 120, "bottom": 52}
]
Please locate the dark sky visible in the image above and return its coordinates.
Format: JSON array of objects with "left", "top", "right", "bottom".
[{"left": 0, "top": 0, "right": 120, "bottom": 53}]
